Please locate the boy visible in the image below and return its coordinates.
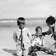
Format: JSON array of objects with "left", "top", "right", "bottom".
[
  {"left": 42, "top": 16, "right": 56, "bottom": 54},
  {"left": 13, "top": 17, "right": 32, "bottom": 56},
  {"left": 28, "top": 26, "right": 45, "bottom": 55},
  {"left": 42, "top": 16, "right": 56, "bottom": 40}
]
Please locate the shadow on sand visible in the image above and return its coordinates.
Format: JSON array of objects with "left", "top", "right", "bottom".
[{"left": 2, "top": 48, "right": 16, "bottom": 56}]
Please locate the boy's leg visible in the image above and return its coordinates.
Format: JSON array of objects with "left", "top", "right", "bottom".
[
  {"left": 23, "top": 48, "right": 29, "bottom": 56},
  {"left": 23, "top": 46, "right": 32, "bottom": 56},
  {"left": 16, "top": 44, "right": 22, "bottom": 56}
]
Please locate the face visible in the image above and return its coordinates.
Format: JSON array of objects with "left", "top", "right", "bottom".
[
  {"left": 36, "top": 28, "right": 42, "bottom": 35},
  {"left": 19, "top": 22, "right": 25, "bottom": 29}
]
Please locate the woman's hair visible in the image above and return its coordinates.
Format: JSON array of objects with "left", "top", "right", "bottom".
[
  {"left": 35, "top": 26, "right": 42, "bottom": 31},
  {"left": 17, "top": 17, "right": 25, "bottom": 26},
  {"left": 46, "top": 16, "right": 55, "bottom": 25}
]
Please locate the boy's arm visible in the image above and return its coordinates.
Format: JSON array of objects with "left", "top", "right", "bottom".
[
  {"left": 42, "top": 30, "right": 51, "bottom": 36},
  {"left": 13, "top": 31, "right": 17, "bottom": 42},
  {"left": 42, "top": 32, "right": 48, "bottom": 36}
]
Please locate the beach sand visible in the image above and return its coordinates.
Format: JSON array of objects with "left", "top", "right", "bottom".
[{"left": 0, "top": 25, "right": 54, "bottom": 56}]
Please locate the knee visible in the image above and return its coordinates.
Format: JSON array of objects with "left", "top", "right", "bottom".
[{"left": 16, "top": 50, "right": 22, "bottom": 56}]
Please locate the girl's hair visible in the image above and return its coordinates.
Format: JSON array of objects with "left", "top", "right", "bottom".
[
  {"left": 17, "top": 17, "right": 25, "bottom": 26},
  {"left": 46, "top": 16, "right": 55, "bottom": 25},
  {"left": 35, "top": 26, "right": 42, "bottom": 31}
]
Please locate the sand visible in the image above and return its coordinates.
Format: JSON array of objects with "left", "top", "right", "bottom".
[{"left": 0, "top": 26, "right": 54, "bottom": 56}]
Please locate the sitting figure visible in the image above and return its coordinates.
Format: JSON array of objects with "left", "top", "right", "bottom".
[
  {"left": 28, "top": 26, "right": 44, "bottom": 55},
  {"left": 31, "top": 26, "right": 44, "bottom": 47},
  {"left": 42, "top": 16, "right": 56, "bottom": 40},
  {"left": 28, "top": 26, "right": 56, "bottom": 55}
]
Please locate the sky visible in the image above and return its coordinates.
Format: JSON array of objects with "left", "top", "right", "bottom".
[{"left": 0, "top": 0, "right": 56, "bottom": 19}]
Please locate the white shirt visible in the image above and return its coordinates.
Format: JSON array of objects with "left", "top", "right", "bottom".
[
  {"left": 43, "top": 34, "right": 55, "bottom": 47},
  {"left": 31, "top": 36, "right": 44, "bottom": 46},
  {"left": 13, "top": 27, "right": 32, "bottom": 49}
]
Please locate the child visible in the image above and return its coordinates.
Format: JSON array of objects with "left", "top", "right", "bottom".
[
  {"left": 29, "top": 26, "right": 55, "bottom": 55},
  {"left": 32, "top": 26, "right": 44, "bottom": 46},
  {"left": 42, "top": 16, "right": 56, "bottom": 54},
  {"left": 13, "top": 17, "right": 32, "bottom": 56},
  {"left": 28, "top": 26, "right": 45, "bottom": 55},
  {"left": 42, "top": 16, "right": 56, "bottom": 40}
]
